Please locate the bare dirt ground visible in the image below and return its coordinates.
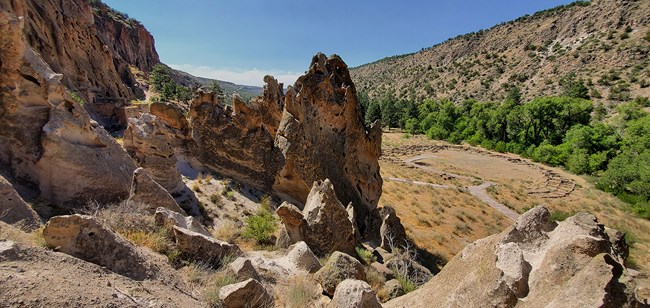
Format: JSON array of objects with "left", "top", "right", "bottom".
[{"left": 379, "top": 132, "right": 650, "bottom": 290}]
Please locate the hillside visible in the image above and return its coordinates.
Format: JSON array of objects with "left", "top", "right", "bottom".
[{"left": 350, "top": 0, "right": 650, "bottom": 105}]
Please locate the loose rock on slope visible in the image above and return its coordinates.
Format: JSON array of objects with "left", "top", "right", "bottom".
[
  {"left": 385, "top": 206, "right": 641, "bottom": 307},
  {"left": 276, "top": 179, "right": 358, "bottom": 256}
]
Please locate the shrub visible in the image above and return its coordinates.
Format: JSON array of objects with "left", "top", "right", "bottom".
[
  {"left": 355, "top": 247, "right": 377, "bottom": 265},
  {"left": 280, "top": 275, "right": 320, "bottom": 308},
  {"left": 243, "top": 208, "right": 277, "bottom": 245}
]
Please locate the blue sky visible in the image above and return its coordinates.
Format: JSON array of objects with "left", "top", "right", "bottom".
[{"left": 103, "top": 0, "right": 575, "bottom": 86}]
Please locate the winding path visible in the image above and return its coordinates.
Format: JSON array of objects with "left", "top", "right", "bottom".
[{"left": 387, "top": 153, "right": 520, "bottom": 221}]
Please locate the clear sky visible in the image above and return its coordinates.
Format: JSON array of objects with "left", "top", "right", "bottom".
[{"left": 103, "top": 0, "right": 575, "bottom": 86}]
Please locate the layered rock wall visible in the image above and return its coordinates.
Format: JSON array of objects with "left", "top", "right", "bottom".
[
  {"left": 0, "top": 0, "right": 160, "bottom": 128},
  {"left": 0, "top": 10, "right": 136, "bottom": 209}
]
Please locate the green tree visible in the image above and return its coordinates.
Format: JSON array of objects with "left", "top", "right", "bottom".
[
  {"left": 560, "top": 73, "right": 590, "bottom": 99},
  {"left": 365, "top": 100, "right": 382, "bottom": 125},
  {"left": 208, "top": 80, "right": 224, "bottom": 101},
  {"left": 380, "top": 92, "right": 400, "bottom": 128}
]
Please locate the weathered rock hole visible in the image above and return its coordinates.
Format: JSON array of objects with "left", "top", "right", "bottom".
[
  {"left": 88, "top": 232, "right": 95, "bottom": 237},
  {"left": 19, "top": 73, "right": 41, "bottom": 86}
]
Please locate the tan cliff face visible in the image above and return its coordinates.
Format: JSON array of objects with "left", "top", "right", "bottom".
[
  {"left": 1, "top": 0, "right": 160, "bottom": 128},
  {"left": 0, "top": 10, "right": 136, "bottom": 209}
]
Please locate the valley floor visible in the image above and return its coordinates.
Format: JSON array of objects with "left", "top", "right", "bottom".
[{"left": 378, "top": 132, "right": 650, "bottom": 295}]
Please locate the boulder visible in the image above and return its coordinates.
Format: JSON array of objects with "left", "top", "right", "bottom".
[
  {"left": 0, "top": 176, "right": 41, "bottom": 230},
  {"left": 370, "top": 262, "right": 395, "bottom": 280},
  {"left": 229, "top": 257, "right": 261, "bottom": 280},
  {"left": 314, "top": 251, "right": 366, "bottom": 296},
  {"left": 129, "top": 168, "right": 186, "bottom": 214},
  {"left": 0, "top": 12, "right": 136, "bottom": 208},
  {"left": 171, "top": 226, "right": 243, "bottom": 266},
  {"left": 42, "top": 215, "right": 157, "bottom": 280},
  {"left": 218, "top": 278, "right": 273, "bottom": 308},
  {"left": 384, "top": 206, "right": 640, "bottom": 307},
  {"left": 0, "top": 240, "right": 21, "bottom": 262},
  {"left": 276, "top": 179, "right": 358, "bottom": 256},
  {"left": 285, "top": 241, "right": 322, "bottom": 273},
  {"left": 154, "top": 207, "right": 208, "bottom": 236},
  {"left": 123, "top": 113, "right": 185, "bottom": 194},
  {"left": 149, "top": 102, "right": 189, "bottom": 131},
  {"left": 380, "top": 279, "right": 405, "bottom": 302},
  {"left": 329, "top": 279, "right": 382, "bottom": 308},
  {"left": 363, "top": 206, "right": 409, "bottom": 252}
]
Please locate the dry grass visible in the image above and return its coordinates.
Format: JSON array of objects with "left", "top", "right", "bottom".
[
  {"left": 275, "top": 275, "right": 321, "bottom": 308},
  {"left": 212, "top": 221, "right": 241, "bottom": 243},
  {"left": 380, "top": 132, "right": 650, "bottom": 280}
]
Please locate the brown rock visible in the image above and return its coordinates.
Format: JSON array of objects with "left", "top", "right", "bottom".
[
  {"left": 276, "top": 179, "right": 358, "bottom": 256},
  {"left": 274, "top": 53, "right": 382, "bottom": 224},
  {"left": 171, "top": 226, "right": 243, "bottom": 266},
  {"left": 314, "top": 251, "right": 366, "bottom": 296},
  {"left": 129, "top": 168, "right": 186, "bottom": 214},
  {"left": 188, "top": 54, "right": 382, "bottom": 228},
  {"left": 0, "top": 12, "right": 137, "bottom": 208},
  {"left": 218, "top": 278, "right": 273, "bottom": 308},
  {"left": 385, "top": 206, "right": 639, "bottom": 307},
  {"left": 153, "top": 207, "right": 207, "bottom": 236},
  {"left": 149, "top": 102, "right": 189, "bottom": 130},
  {"left": 329, "top": 279, "right": 382, "bottom": 308},
  {"left": 229, "top": 257, "right": 261, "bottom": 280},
  {"left": 124, "top": 113, "right": 185, "bottom": 194},
  {"left": 380, "top": 279, "right": 405, "bottom": 302},
  {"left": 2, "top": 0, "right": 160, "bottom": 128},
  {"left": 43, "top": 215, "right": 158, "bottom": 280},
  {"left": 364, "top": 206, "right": 409, "bottom": 252},
  {"left": 0, "top": 176, "right": 41, "bottom": 230}
]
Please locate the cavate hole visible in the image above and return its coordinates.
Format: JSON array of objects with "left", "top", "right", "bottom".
[{"left": 88, "top": 232, "right": 95, "bottom": 237}]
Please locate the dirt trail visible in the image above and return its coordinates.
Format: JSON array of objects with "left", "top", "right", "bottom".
[{"left": 388, "top": 153, "right": 520, "bottom": 221}]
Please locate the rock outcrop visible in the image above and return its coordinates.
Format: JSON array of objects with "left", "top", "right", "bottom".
[
  {"left": 1, "top": 0, "right": 160, "bottom": 128},
  {"left": 240, "top": 241, "right": 322, "bottom": 277},
  {"left": 170, "top": 226, "right": 243, "bottom": 266},
  {"left": 189, "top": 54, "right": 382, "bottom": 227},
  {"left": 329, "top": 279, "right": 382, "bottom": 308},
  {"left": 314, "top": 251, "right": 367, "bottom": 297},
  {"left": 43, "top": 215, "right": 159, "bottom": 280},
  {"left": 189, "top": 90, "right": 285, "bottom": 192},
  {"left": 0, "top": 11, "right": 136, "bottom": 209},
  {"left": 363, "top": 206, "right": 409, "bottom": 252},
  {"left": 276, "top": 179, "right": 358, "bottom": 256},
  {"left": 124, "top": 113, "right": 185, "bottom": 194},
  {"left": 385, "top": 206, "right": 640, "bottom": 307},
  {"left": 0, "top": 175, "right": 41, "bottom": 230},
  {"left": 218, "top": 278, "right": 273, "bottom": 308},
  {"left": 129, "top": 169, "right": 186, "bottom": 214},
  {"left": 153, "top": 207, "right": 206, "bottom": 235}
]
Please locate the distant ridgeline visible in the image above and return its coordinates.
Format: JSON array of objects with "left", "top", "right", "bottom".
[{"left": 351, "top": 0, "right": 649, "bottom": 104}]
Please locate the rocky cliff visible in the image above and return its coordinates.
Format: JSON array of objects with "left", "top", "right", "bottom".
[
  {"left": 188, "top": 54, "right": 383, "bottom": 226},
  {"left": 351, "top": 0, "right": 650, "bottom": 104},
  {"left": 0, "top": 0, "right": 159, "bottom": 128},
  {"left": 0, "top": 9, "right": 136, "bottom": 210}
]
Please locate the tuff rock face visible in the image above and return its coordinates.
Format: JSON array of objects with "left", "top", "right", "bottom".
[
  {"left": 385, "top": 206, "right": 640, "bottom": 307},
  {"left": 218, "top": 278, "right": 273, "bottom": 308},
  {"left": 0, "top": 0, "right": 159, "bottom": 128},
  {"left": 276, "top": 179, "right": 358, "bottom": 257},
  {"left": 0, "top": 11, "right": 136, "bottom": 208},
  {"left": 0, "top": 175, "right": 41, "bottom": 230},
  {"left": 189, "top": 53, "right": 382, "bottom": 227},
  {"left": 124, "top": 113, "right": 185, "bottom": 194},
  {"left": 43, "top": 215, "right": 160, "bottom": 281},
  {"left": 129, "top": 168, "right": 186, "bottom": 214}
]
